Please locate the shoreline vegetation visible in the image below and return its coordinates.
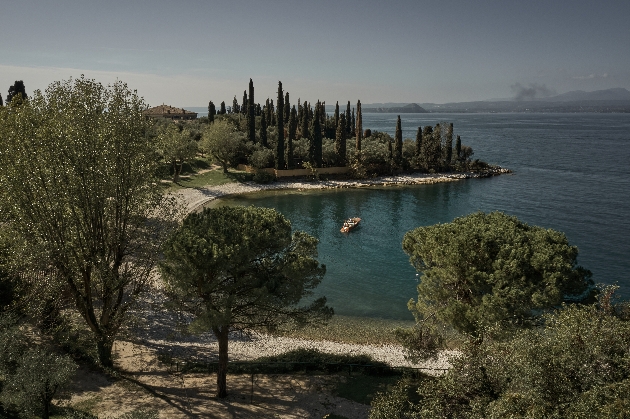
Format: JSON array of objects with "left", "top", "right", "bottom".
[{"left": 172, "top": 165, "right": 511, "bottom": 214}]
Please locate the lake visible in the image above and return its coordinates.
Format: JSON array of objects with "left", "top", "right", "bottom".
[{"left": 210, "top": 113, "right": 630, "bottom": 320}]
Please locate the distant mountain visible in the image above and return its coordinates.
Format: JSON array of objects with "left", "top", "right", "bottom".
[
  {"left": 362, "top": 103, "right": 429, "bottom": 113},
  {"left": 539, "top": 88, "right": 630, "bottom": 102}
]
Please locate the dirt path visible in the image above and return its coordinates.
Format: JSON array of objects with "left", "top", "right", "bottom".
[{"left": 62, "top": 341, "right": 370, "bottom": 419}]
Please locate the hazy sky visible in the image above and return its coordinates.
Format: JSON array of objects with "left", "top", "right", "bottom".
[{"left": 1, "top": 0, "right": 629, "bottom": 107}]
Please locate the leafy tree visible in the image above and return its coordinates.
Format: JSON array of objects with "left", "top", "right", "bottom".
[
  {"left": 6, "top": 80, "right": 27, "bottom": 104},
  {"left": 402, "top": 212, "right": 594, "bottom": 336},
  {"left": 0, "top": 77, "right": 173, "bottom": 367},
  {"left": 356, "top": 100, "right": 363, "bottom": 152},
  {"left": 156, "top": 123, "right": 198, "bottom": 182},
  {"left": 394, "top": 115, "right": 403, "bottom": 165},
  {"left": 231, "top": 96, "right": 239, "bottom": 114},
  {"left": 160, "top": 206, "right": 332, "bottom": 398},
  {"left": 276, "top": 81, "right": 285, "bottom": 169},
  {"left": 201, "top": 119, "right": 245, "bottom": 173},
  {"left": 374, "top": 297, "right": 630, "bottom": 418},
  {"left": 1, "top": 347, "right": 76, "bottom": 419}
]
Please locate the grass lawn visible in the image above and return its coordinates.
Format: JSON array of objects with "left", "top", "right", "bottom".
[{"left": 159, "top": 156, "right": 254, "bottom": 191}]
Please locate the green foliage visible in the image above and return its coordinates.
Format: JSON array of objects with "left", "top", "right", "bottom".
[
  {"left": 160, "top": 205, "right": 332, "bottom": 396},
  {"left": 1, "top": 348, "right": 77, "bottom": 419},
  {"left": 402, "top": 212, "right": 594, "bottom": 337},
  {"left": 155, "top": 123, "right": 198, "bottom": 182},
  {"left": 0, "top": 76, "right": 174, "bottom": 367},
  {"left": 201, "top": 119, "right": 246, "bottom": 173}
]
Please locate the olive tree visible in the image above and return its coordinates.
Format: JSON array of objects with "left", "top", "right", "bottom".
[
  {"left": 201, "top": 119, "right": 246, "bottom": 173},
  {"left": 0, "top": 76, "right": 174, "bottom": 367},
  {"left": 160, "top": 206, "right": 332, "bottom": 398},
  {"left": 402, "top": 212, "right": 593, "bottom": 337},
  {"left": 155, "top": 122, "right": 198, "bottom": 182}
]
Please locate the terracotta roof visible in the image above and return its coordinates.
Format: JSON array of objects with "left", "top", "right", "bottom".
[{"left": 144, "top": 104, "right": 197, "bottom": 116}]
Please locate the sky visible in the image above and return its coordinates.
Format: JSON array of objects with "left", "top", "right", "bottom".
[{"left": 1, "top": 0, "right": 629, "bottom": 108}]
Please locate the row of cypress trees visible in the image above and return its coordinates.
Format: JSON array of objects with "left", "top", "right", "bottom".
[{"left": 207, "top": 79, "right": 474, "bottom": 173}]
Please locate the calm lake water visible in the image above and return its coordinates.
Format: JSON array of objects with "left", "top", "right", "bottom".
[{"left": 209, "top": 113, "right": 630, "bottom": 320}]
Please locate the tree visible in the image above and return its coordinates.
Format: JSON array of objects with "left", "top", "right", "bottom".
[
  {"left": 0, "top": 77, "right": 172, "bottom": 367},
  {"left": 312, "top": 105, "right": 323, "bottom": 167},
  {"left": 160, "top": 206, "right": 332, "bottom": 398},
  {"left": 444, "top": 122, "right": 453, "bottom": 167},
  {"left": 335, "top": 113, "right": 347, "bottom": 166},
  {"left": 1, "top": 347, "right": 77, "bottom": 419},
  {"left": 356, "top": 100, "right": 363, "bottom": 152},
  {"left": 287, "top": 105, "right": 297, "bottom": 169},
  {"left": 276, "top": 81, "right": 285, "bottom": 169},
  {"left": 373, "top": 297, "right": 630, "bottom": 418},
  {"left": 260, "top": 111, "right": 268, "bottom": 147},
  {"left": 455, "top": 134, "right": 462, "bottom": 164},
  {"left": 394, "top": 115, "right": 403, "bottom": 165},
  {"left": 208, "top": 101, "right": 216, "bottom": 123},
  {"left": 300, "top": 101, "right": 309, "bottom": 140},
  {"left": 156, "top": 123, "right": 198, "bottom": 182},
  {"left": 248, "top": 79, "right": 255, "bottom": 143},
  {"left": 6, "top": 80, "right": 27, "bottom": 104},
  {"left": 345, "top": 101, "right": 352, "bottom": 137},
  {"left": 201, "top": 119, "right": 245, "bottom": 173},
  {"left": 402, "top": 212, "right": 594, "bottom": 336},
  {"left": 220, "top": 101, "right": 226, "bottom": 114}
]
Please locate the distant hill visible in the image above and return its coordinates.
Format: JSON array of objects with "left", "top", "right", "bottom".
[
  {"left": 362, "top": 103, "right": 429, "bottom": 113},
  {"left": 539, "top": 88, "right": 630, "bottom": 102}
]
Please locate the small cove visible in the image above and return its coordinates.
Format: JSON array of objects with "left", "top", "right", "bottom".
[{"left": 205, "top": 113, "right": 630, "bottom": 321}]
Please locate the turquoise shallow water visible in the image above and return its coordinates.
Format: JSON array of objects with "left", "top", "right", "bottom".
[{"left": 209, "top": 113, "right": 630, "bottom": 320}]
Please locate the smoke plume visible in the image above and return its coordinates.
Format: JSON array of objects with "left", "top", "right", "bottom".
[{"left": 510, "top": 83, "right": 556, "bottom": 101}]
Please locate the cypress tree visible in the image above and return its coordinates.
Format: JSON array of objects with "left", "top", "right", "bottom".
[
  {"left": 6, "top": 80, "right": 27, "bottom": 103},
  {"left": 288, "top": 105, "right": 297, "bottom": 169},
  {"left": 220, "top": 101, "right": 226, "bottom": 114},
  {"left": 345, "top": 101, "right": 352, "bottom": 137},
  {"left": 301, "top": 101, "right": 309, "bottom": 140},
  {"left": 445, "top": 123, "right": 453, "bottom": 167},
  {"left": 356, "top": 100, "right": 363, "bottom": 152},
  {"left": 232, "top": 96, "right": 239, "bottom": 114},
  {"left": 312, "top": 105, "right": 323, "bottom": 167},
  {"left": 242, "top": 90, "right": 248, "bottom": 114},
  {"left": 394, "top": 115, "right": 403, "bottom": 165},
  {"left": 208, "top": 101, "right": 216, "bottom": 123},
  {"left": 248, "top": 79, "right": 256, "bottom": 143},
  {"left": 276, "top": 81, "right": 285, "bottom": 170},
  {"left": 421, "top": 125, "right": 433, "bottom": 169},
  {"left": 455, "top": 135, "right": 462, "bottom": 163},
  {"left": 334, "top": 101, "right": 340, "bottom": 130},
  {"left": 431, "top": 123, "right": 442, "bottom": 171},
  {"left": 415, "top": 126, "right": 422, "bottom": 157},
  {"left": 336, "top": 113, "right": 347, "bottom": 166},
  {"left": 260, "top": 111, "right": 268, "bottom": 148},
  {"left": 0, "top": 94, "right": 3, "bottom": 106},
  {"left": 270, "top": 99, "right": 276, "bottom": 126},
  {"left": 284, "top": 92, "right": 290, "bottom": 123}
]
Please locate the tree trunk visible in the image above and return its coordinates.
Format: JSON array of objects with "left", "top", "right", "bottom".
[
  {"left": 172, "top": 160, "right": 180, "bottom": 183},
  {"left": 97, "top": 338, "right": 114, "bottom": 368},
  {"left": 214, "top": 326, "right": 229, "bottom": 398}
]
